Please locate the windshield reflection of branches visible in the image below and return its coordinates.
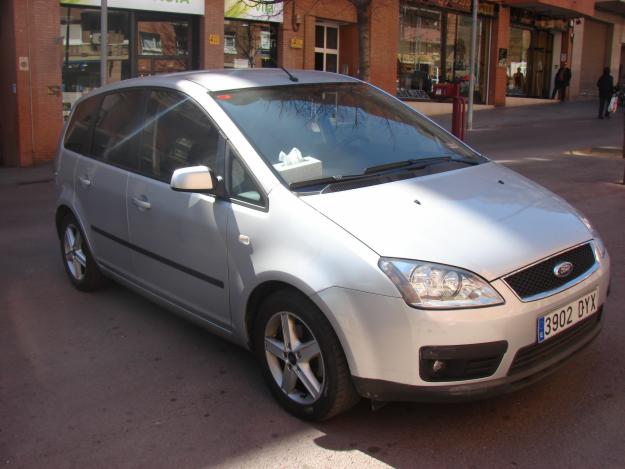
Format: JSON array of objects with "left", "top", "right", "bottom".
[
  {"left": 217, "top": 83, "right": 479, "bottom": 177},
  {"left": 256, "top": 85, "right": 403, "bottom": 149}
]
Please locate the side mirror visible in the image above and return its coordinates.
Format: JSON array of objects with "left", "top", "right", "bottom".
[{"left": 170, "top": 166, "right": 216, "bottom": 193}]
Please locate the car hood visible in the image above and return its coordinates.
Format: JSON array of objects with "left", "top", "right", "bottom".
[{"left": 302, "top": 162, "right": 592, "bottom": 281}]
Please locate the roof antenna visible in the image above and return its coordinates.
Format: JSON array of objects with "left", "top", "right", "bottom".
[{"left": 280, "top": 66, "right": 299, "bottom": 82}]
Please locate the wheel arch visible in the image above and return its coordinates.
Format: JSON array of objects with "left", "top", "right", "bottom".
[
  {"left": 244, "top": 281, "right": 342, "bottom": 355},
  {"left": 55, "top": 205, "right": 74, "bottom": 238},
  {"left": 55, "top": 204, "right": 96, "bottom": 260},
  {"left": 245, "top": 281, "right": 302, "bottom": 350}
]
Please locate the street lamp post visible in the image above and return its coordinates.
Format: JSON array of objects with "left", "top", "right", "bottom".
[
  {"left": 100, "top": 0, "right": 108, "bottom": 86},
  {"left": 467, "top": 0, "right": 478, "bottom": 130}
]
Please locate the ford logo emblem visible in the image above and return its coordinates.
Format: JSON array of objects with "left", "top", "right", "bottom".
[{"left": 553, "top": 261, "right": 574, "bottom": 278}]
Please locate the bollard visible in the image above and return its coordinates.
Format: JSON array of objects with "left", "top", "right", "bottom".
[{"left": 451, "top": 96, "right": 467, "bottom": 141}]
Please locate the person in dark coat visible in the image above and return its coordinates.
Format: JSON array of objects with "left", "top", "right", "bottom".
[
  {"left": 551, "top": 64, "right": 572, "bottom": 101},
  {"left": 597, "top": 67, "right": 615, "bottom": 119}
]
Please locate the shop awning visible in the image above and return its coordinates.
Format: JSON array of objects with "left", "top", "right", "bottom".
[
  {"left": 595, "top": 0, "right": 625, "bottom": 15},
  {"left": 504, "top": 0, "right": 594, "bottom": 18}
]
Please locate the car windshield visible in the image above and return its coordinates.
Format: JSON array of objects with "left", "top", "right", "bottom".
[{"left": 213, "top": 82, "right": 485, "bottom": 189}]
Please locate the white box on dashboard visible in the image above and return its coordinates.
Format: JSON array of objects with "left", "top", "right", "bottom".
[{"left": 273, "top": 156, "right": 322, "bottom": 184}]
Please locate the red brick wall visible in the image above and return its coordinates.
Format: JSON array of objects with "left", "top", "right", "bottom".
[
  {"left": 199, "top": 0, "right": 224, "bottom": 69},
  {"left": 339, "top": 24, "right": 359, "bottom": 77},
  {"left": 370, "top": 0, "right": 399, "bottom": 94},
  {"left": 278, "top": 0, "right": 397, "bottom": 94},
  {"left": 277, "top": 1, "right": 304, "bottom": 69},
  {"left": 0, "top": 0, "right": 19, "bottom": 166},
  {"left": 1, "top": 0, "right": 63, "bottom": 167},
  {"left": 32, "top": 0, "right": 64, "bottom": 164}
]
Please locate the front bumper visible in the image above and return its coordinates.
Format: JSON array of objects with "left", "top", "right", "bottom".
[
  {"left": 353, "top": 310, "right": 603, "bottom": 402},
  {"left": 311, "top": 254, "right": 610, "bottom": 401}
]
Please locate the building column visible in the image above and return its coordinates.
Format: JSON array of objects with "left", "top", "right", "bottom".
[
  {"left": 198, "top": 0, "right": 224, "bottom": 69},
  {"left": 278, "top": 1, "right": 305, "bottom": 69},
  {"left": 559, "top": 25, "right": 573, "bottom": 100},
  {"left": 1, "top": 0, "right": 63, "bottom": 167},
  {"left": 369, "top": 0, "right": 399, "bottom": 94},
  {"left": 607, "top": 22, "right": 623, "bottom": 81},
  {"left": 488, "top": 5, "right": 510, "bottom": 106},
  {"left": 303, "top": 14, "right": 317, "bottom": 70},
  {"left": 568, "top": 18, "right": 585, "bottom": 100}
]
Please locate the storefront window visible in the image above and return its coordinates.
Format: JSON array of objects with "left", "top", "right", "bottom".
[
  {"left": 398, "top": 5, "right": 441, "bottom": 96},
  {"left": 507, "top": 27, "right": 531, "bottom": 96},
  {"left": 223, "top": 19, "right": 277, "bottom": 68},
  {"left": 397, "top": 2, "right": 490, "bottom": 103},
  {"left": 446, "top": 13, "right": 489, "bottom": 103},
  {"left": 60, "top": 6, "right": 130, "bottom": 117},
  {"left": 136, "top": 20, "right": 191, "bottom": 76}
]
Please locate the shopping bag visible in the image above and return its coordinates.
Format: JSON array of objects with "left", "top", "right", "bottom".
[{"left": 609, "top": 96, "right": 618, "bottom": 113}]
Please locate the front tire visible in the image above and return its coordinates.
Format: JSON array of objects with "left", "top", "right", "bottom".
[
  {"left": 59, "top": 214, "right": 107, "bottom": 291},
  {"left": 253, "top": 290, "right": 360, "bottom": 421}
]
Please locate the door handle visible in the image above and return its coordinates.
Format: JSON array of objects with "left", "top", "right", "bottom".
[
  {"left": 132, "top": 196, "right": 151, "bottom": 210},
  {"left": 78, "top": 175, "right": 91, "bottom": 187}
]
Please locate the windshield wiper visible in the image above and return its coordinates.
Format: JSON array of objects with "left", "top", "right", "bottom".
[
  {"left": 290, "top": 156, "right": 480, "bottom": 191},
  {"left": 364, "top": 156, "right": 478, "bottom": 175},
  {"left": 289, "top": 173, "right": 374, "bottom": 191}
]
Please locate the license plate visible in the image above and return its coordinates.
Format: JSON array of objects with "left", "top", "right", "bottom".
[{"left": 537, "top": 290, "right": 598, "bottom": 343}]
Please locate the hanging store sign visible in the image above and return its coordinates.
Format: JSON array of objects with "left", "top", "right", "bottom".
[
  {"left": 60, "top": 0, "right": 205, "bottom": 15},
  {"left": 224, "top": 0, "right": 284, "bottom": 23},
  {"left": 417, "top": 0, "right": 495, "bottom": 16}
]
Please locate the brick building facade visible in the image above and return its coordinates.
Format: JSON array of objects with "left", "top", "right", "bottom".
[{"left": 0, "top": 0, "right": 622, "bottom": 167}]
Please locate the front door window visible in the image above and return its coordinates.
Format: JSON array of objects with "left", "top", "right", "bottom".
[{"left": 315, "top": 23, "right": 339, "bottom": 73}]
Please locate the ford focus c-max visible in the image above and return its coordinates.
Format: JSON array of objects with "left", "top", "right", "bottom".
[{"left": 54, "top": 69, "right": 611, "bottom": 420}]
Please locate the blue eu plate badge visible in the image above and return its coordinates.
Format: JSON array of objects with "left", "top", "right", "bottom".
[{"left": 537, "top": 317, "right": 545, "bottom": 343}]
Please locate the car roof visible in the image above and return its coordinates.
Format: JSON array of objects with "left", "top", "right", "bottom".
[{"left": 90, "top": 69, "right": 361, "bottom": 95}]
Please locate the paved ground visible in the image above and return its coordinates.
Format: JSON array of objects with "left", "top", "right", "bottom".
[{"left": 1, "top": 100, "right": 624, "bottom": 468}]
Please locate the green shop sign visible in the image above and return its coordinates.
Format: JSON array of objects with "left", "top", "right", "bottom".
[
  {"left": 60, "top": 0, "right": 205, "bottom": 15},
  {"left": 225, "top": 0, "right": 284, "bottom": 23}
]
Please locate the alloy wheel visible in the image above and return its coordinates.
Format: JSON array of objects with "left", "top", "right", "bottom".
[
  {"left": 63, "top": 223, "right": 87, "bottom": 282},
  {"left": 264, "top": 311, "right": 325, "bottom": 405}
]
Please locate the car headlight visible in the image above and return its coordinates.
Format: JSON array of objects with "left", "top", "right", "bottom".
[
  {"left": 379, "top": 258, "right": 504, "bottom": 309},
  {"left": 592, "top": 236, "right": 607, "bottom": 261},
  {"left": 579, "top": 216, "right": 607, "bottom": 261}
]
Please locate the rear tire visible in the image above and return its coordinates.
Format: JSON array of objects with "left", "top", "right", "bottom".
[
  {"left": 59, "top": 214, "right": 107, "bottom": 291},
  {"left": 253, "top": 290, "right": 360, "bottom": 421}
]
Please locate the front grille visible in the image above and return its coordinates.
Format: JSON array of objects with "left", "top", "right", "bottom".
[
  {"left": 508, "top": 309, "right": 602, "bottom": 376},
  {"left": 504, "top": 243, "right": 596, "bottom": 300}
]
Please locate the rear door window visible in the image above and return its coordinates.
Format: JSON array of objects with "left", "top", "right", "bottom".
[
  {"left": 91, "top": 90, "right": 146, "bottom": 170},
  {"left": 64, "top": 96, "right": 101, "bottom": 155},
  {"left": 137, "top": 90, "right": 223, "bottom": 183}
]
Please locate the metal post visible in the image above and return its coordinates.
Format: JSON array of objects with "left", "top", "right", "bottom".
[
  {"left": 467, "top": 0, "right": 478, "bottom": 130},
  {"left": 100, "top": 0, "right": 108, "bottom": 86}
]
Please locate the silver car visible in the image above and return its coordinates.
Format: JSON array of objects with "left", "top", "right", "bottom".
[{"left": 54, "top": 69, "right": 611, "bottom": 420}]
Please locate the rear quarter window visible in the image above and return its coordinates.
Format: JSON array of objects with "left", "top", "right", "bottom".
[
  {"left": 64, "top": 96, "right": 101, "bottom": 155},
  {"left": 91, "top": 90, "right": 146, "bottom": 170}
]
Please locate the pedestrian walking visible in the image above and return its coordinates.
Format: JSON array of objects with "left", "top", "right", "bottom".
[
  {"left": 551, "top": 64, "right": 571, "bottom": 101},
  {"left": 597, "top": 67, "right": 615, "bottom": 119}
]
